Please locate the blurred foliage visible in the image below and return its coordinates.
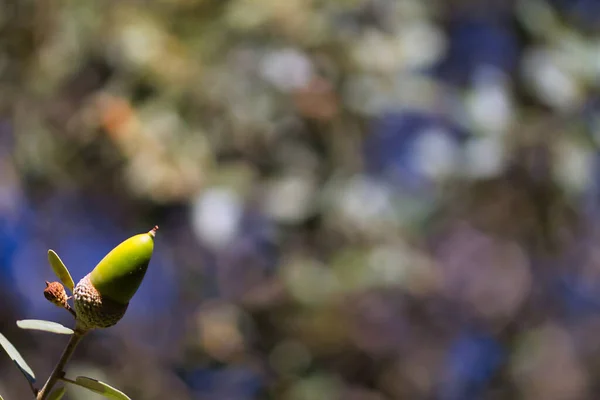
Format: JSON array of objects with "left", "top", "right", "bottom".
[{"left": 2, "top": 0, "right": 600, "bottom": 399}]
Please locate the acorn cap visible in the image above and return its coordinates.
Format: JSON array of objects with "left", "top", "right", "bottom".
[
  {"left": 89, "top": 227, "right": 157, "bottom": 304},
  {"left": 74, "top": 274, "right": 128, "bottom": 329}
]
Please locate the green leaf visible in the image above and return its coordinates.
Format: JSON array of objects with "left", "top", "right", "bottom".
[
  {"left": 47, "top": 387, "right": 67, "bottom": 400},
  {"left": 0, "top": 393, "right": 4, "bottom": 400},
  {"left": 0, "top": 332, "right": 35, "bottom": 383},
  {"left": 16, "top": 320, "right": 74, "bottom": 335},
  {"left": 69, "top": 377, "right": 131, "bottom": 400},
  {"left": 48, "top": 250, "right": 75, "bottom": 292}
]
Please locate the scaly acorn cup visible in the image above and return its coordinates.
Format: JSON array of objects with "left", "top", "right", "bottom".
[{"left": 73, "top": 226, "right": 157, "bottom": 330}]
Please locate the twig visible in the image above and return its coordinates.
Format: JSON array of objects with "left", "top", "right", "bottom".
[{"left": 36, "top": 330, "right": 86, "bottom": 400}]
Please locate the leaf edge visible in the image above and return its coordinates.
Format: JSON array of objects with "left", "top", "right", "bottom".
[
  {"left": 0, "top": 332, "right": 36, "bottom": 383},
  {"left": 16, "top": 320, "right": 74, "bottom": 335},
  {"left": 47, "top": 250, "right": 75, "bottom": 292},
  {"left": 64, "top": 376, "right": 131, "bottom": 400}
]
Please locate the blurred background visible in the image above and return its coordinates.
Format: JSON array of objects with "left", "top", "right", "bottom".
[{"left": 1, "top": 0, "right": 600, "bottom": 399}]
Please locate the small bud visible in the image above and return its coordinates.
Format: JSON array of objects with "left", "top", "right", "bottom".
[{"left": 44, "top": 281, "right": 69, "bottom": 308}]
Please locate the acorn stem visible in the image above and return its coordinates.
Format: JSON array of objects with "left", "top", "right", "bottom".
[
  {"left": 65, "top": 303, "right": 76, "bottom": 318},
  {"left": 36, "top": 330, "right": 86, "bottom": 400}
]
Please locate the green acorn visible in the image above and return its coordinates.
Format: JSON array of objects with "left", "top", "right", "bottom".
[{"left": 73, "top": 226, "right": 157, "bottom": 330}]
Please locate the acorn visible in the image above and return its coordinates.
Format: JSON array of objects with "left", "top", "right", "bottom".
[{"left": 73, "top": 226, "right": 158, "bottom": 330}]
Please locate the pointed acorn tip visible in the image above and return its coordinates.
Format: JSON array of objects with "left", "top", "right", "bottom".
[{"left": 148, "top": 225, "right": 159, "bottom": 238}]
